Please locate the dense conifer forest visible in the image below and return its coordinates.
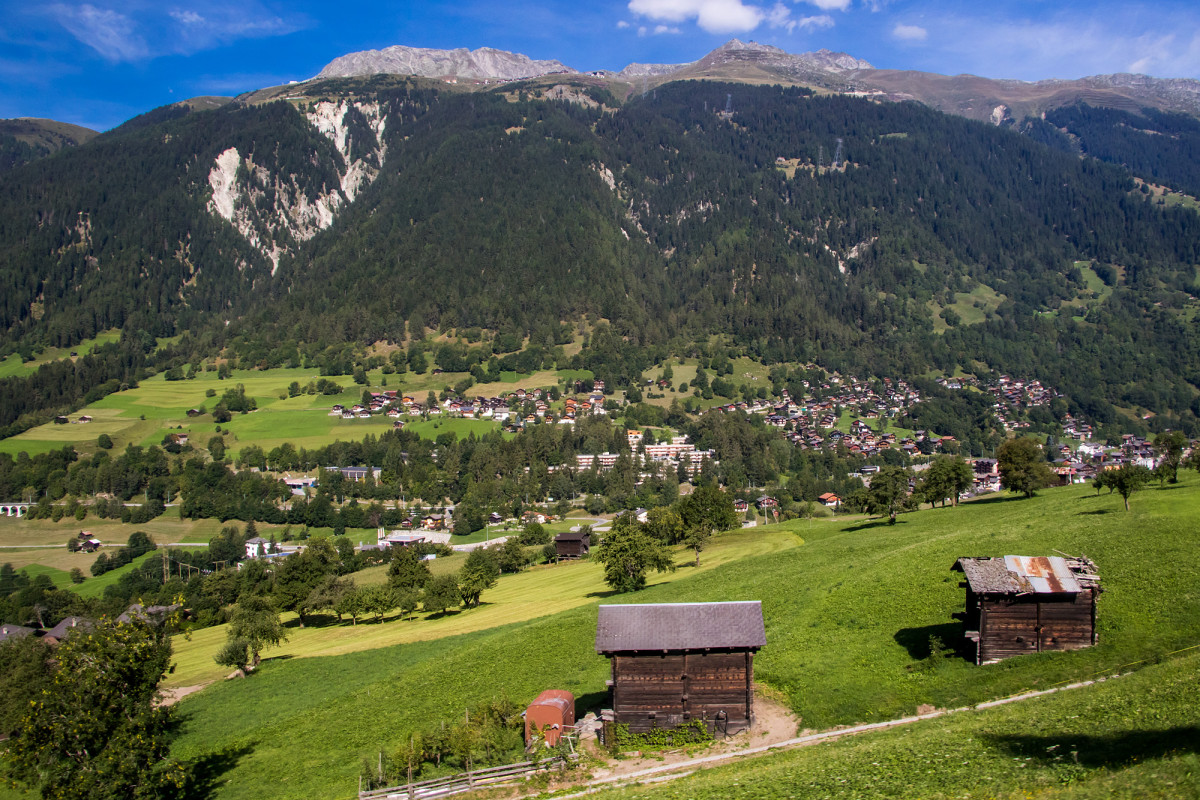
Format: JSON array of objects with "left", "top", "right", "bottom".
[{"left": 1, "top": 79, "right": 1199, "bottom": 435}]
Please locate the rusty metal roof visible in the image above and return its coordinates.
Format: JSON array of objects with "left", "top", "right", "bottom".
[
  {"left": 954, "top": 555, "right": 1098, "bottom": 595},
  {"left": 595, "top": 601, "right": 766, "bottom": 653},
  {"left": 1004, "top": 555, "right": 1083, "bottom": 593}
]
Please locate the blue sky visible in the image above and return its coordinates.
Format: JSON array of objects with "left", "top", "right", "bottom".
[{"left": 2, "top": 0, "right": 1199, "bottom": 131}]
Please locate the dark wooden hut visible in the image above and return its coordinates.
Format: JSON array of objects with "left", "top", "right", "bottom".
[
  {"left": 554, "top": 530, "right": 590, "bottom": 560},
  {"left": 953, "top": 555, "right": 1100, "bottom": 665},
  {"left": 595, "top": 601, "right": 765, "bottom": 735}
]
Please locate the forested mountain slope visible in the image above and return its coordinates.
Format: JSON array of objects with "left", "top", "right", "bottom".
[
  {"left": 1, "top": 77, "right": 1199, "bottom": 433},
  {"left": 0, "top": 118, "right": 96, "bottom": 173}
]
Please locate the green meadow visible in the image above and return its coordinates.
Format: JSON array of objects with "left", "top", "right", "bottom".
[
  {"left": 929, "top": 283, "right": 1006, "bottom": 333},
  {"left": 130, "top": 475, "right": 1200, "bottom": 800},
  {"left": 0, "top": 363, "right": 586, "bottom": 460},
  {"left": 0, "top": 330, "right": 121, "bottom": 379}
]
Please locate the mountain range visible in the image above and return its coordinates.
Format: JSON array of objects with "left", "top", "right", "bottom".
[
  {"left": 308, "top": 39, "right": 1200, "bottom": 123},
  {"left": 1, "top": 41, "right": 1200, "bottom": 441}
]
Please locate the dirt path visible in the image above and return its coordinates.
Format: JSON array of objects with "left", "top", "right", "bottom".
[
  {"left": 158, "top": 684, "right": 208, "bottom": 706},
  {"left": 581, "top": 686, "right": 799, "bottom": 784}
]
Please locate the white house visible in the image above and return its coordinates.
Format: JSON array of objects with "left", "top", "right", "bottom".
[{"left": 245, "top": 537, "right": 271, "bottom": 559}]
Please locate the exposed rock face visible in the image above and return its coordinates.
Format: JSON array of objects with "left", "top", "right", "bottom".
[
  {"left": 692, "top": 40, "right": 872, "bottom": 74},
  {"left": 317, "top": 44, "right": 573, "bottom": 80},
  {"left": 1074, "top": 73, "right": 1200, "bottom": 115},
  {"left": 617, "top": 62, "right": 691, "bottom": 80},
  {"left": 306, "top": 99, "right": 387, "bottom": 202},
  {"left": 614, "top": 41, "right": 870, "bottom": 87},
  {"left": 207, "top": 145, "right": 343, "bottom": 274},
  {"left": 206, "top": 100, "right": 389, "bottom": 272}
]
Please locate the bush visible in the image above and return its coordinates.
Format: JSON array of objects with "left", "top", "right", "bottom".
[
  {"left": 214, "top": 638, "right": 250, "bottom": 672},
  {"left": 609, "top": 718, "right": 712, "bottom": 752}
]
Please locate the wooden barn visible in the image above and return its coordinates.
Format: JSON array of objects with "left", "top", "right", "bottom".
[
  {"left": 554, "top": 530, "right": 590, "bottom": 560},
  {"left": 595, "top": 601, "right": 765, "bottom": 735},
  {"left": 953, "top": 555, "right": 1100, "bottom": 665}
]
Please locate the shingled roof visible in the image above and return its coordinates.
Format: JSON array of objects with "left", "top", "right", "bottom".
[
  {"left": 595, "top": 601, "right": 766, "bottom": 653},
  {"left": 0, "top": 623, "right": 36, "bottom": 644}
]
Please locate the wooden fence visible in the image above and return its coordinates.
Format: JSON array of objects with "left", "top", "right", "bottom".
[{"left": 358, "top": 755, "right": 572, "bottom": 800}]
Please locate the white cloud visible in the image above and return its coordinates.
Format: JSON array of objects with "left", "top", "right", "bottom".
[
  {"left": 893, "top": 23, "right": 927, "bottom": 41},
  {"left": 170, "top": 10, "right": 204, "bottom": 25},
  {"left": 47, "top": 2, "right": 303, "bottom": 63},
  {"left": 804, "top": 0, "right": 850, "bottom": 10},
  {"left": 926, "top": 12, "right": 1200, "bottom": 81},
  {"left": 52, "top": 4, "right": 147, "bottom": 62},
  {"left": 628, "top": 0, "right": 765, "bottom": 34},
  {"left": 654, "top": 24, "right": 683, "bottom": 34},
  {"left": 617, "top": 19, "right": 631, "bottom": 28},
  {"left": 767, "top": 4, "right": 833, "bottom": 34}
]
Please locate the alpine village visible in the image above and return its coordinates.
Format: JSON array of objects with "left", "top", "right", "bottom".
[{"left": 3, "top": 29, "right": 1200, "bottom": 800}]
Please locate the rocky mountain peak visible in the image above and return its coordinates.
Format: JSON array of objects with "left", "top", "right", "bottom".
[{"left": 317, "top": 44, "right": 574, "bottom": 81}]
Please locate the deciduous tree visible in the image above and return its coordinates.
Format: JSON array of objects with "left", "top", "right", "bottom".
[
  {"left": 997, "top": 437, "right": 1054, "bottom": 498},
  {"left": 8, "top": 617, "right": 189, "bottom": 800},
  {"left": 226, "top": 594, "right": 287, "bottom": 667},
  {"left": 422, "top": 574, "right": 461, "bottom": 614},
  {"left": 1097, "top": 462, "right": 1152, "bottom": 511},
  {"left": 865, "top": 466, "right": 913, "bottom": 525},
  {"left": 594, "top": 513, "right": 675, "bottom": 593},
  {"left": 458, "top": 548, "right": 499, "bottom": 608}
]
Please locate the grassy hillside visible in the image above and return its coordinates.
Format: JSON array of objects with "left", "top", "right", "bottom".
[
  {"left": 152, "top": 476, "right": 1200, "bottom": 800},
  {"left": 165, "top": 528, "right": 798, "bottom": 688},
  {"left": 588, "top": 650, "right": 1200, "bottom": 800}
]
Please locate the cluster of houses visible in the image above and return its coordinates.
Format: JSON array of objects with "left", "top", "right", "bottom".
[
  {"left": 710, "top": 379, "right": 948, "bottom": 457},
  {"left": 1038, "top": 433, "right": 1169, "bottom": 487},
  {"left": 937, "top": 374, "right": 1059, "bottom": 432},
  {"left": 328, "top": 385, "right": 611, "bottom": 429}
]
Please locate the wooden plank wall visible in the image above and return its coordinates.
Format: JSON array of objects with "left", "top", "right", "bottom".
[
  {"left": 610, "top": 650, "right": 754, "bottom": 733},
  {"left": 979, "top": 590, "right": 1096, "bottom": 664},
  {"left": 555, "top": 540, "right": 588, "bottom": 559}
]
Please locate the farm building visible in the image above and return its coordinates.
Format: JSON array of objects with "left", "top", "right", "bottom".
[
  {"left": 595, "top": 601, "right": 765, "bottom": 735},
  {"left": 953, "top": 555, "right": 1100, "bottom": 665},
  {"left": 524, "top": 690, "right": 574, "bottom": 746},
  {"left": 554, "top": 530, "right": 590, "bottom": 560}
]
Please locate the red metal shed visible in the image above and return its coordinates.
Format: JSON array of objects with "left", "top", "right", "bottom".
[{"left": 525, "top": 690, "right": 575, "bottom": 746}]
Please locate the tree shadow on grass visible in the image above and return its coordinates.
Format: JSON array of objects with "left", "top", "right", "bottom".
[
  {"left": 424, "top": 608, "right": 464, "bottom": 620},
  {"left": 585, "top": 587, "right": 626, "bottom": 599},
  {"left": 183, "top": 742, "right": 255, "bottom": 800},
  {"left": 964, "top": 494, "right": 1028, "bottom": 506},
  {"left": 258, "top": 654, "right": 294, "bottom": 668},
  {"left": 285, "top": 615, "right": 341, "bottom": 630},
  {"left": 894, "top": 623, "right": 974, "bottom": 663},
  {"left": 983, "top": 727, "right": 1200, "bottom": 768},
  {"left": 1077, "top": 509, "right": 1113, "bottom": 516},
  {"left": 842, "top": 518, "right": 907, "bottom": 532}
]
